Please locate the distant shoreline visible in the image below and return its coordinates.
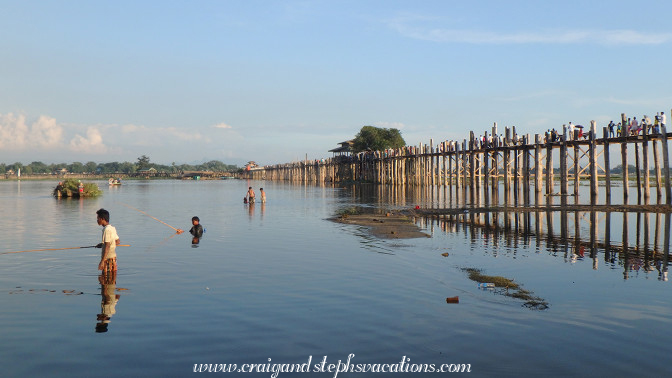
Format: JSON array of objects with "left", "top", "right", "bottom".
[{"left": 1, "top": 174, "right": 170, "bottom": 181}]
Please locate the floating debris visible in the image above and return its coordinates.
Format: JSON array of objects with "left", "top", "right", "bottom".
[{"left": 461, "top": 268, "right": 549, "bottom": 310}]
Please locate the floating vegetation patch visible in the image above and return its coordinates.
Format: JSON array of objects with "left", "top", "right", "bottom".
[
  {"left": 461, "top": 268, "right": 549, "bottom": 310},
  {"left": 53, "top": 178, "right": 102, "bottom": 198}
]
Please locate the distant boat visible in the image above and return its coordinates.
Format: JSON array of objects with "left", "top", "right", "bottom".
[{"left": 108, "top": 178, "right": 122, "bottom": 185}]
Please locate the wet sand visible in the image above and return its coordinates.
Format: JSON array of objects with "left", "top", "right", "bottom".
[{"left": 331, "top": 212, "right": 430, "bottom": 239}]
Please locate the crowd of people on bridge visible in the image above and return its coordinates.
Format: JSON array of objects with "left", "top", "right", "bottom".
[
  {"left": 540, "top": 111, "right": 667, "bottom": 144},
  {"left": 605, "top": 111, "right": 667, "bottom": 138}
]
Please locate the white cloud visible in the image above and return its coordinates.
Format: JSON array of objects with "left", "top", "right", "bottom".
[
  {"left": 213, "top": 122, "right": 233, "bottom": 129},
  {"left": 119, "top": 123, "right": 208, "bottom": 144},
  {"left": 69, "top": 127, "right": 107, "bottom": 154},
  {"left": 166, "top": 127, "right": 207, "bottom": 142},
  {"left": 388, "top": 16, "right": 672, "bottom": 45},
  {"left": 0, "top": 113, "right": 63, "bottom": 149},
  {"left": 121, "top": 124, "right": 140, "bottom": 133}
]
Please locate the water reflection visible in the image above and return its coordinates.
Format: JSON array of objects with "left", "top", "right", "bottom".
[
  {"left": 344, "top": 183, "right": 671, "bottom": 281},
  {"left": 421, "top": 210, "right": 670, "bottom": 281},
  {"left": 247, "top": 201, "right": 255, "bottom": 220},
  {"left": 96, "top": 271, "right": 120, "bottom": 333}
]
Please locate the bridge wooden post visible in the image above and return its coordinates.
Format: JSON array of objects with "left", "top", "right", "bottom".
[
  {"left": 535, "top": 134, "right": 542, "bottom": 193},
  {"left": 643, "top": 121, "right": 650, "bottom": 202},
  {"left": 504, "top": 127, "right": 511, "bottom": 193},
  {"left": 590, "top": 120, "right": 598, "bottom": 201},
  {"left": 603, "top": 127, "right": 611, "bottom": 202},
  {"left": 483, "top": 132, "right": 490, "bottom": 195},
  {"left": 560, "top": 126, "right": 568, "bottom": 196},
  {"left": 462, "top": 140, "right": 468, "bottom": 189},
  {"left": 546, "top": 131, "right": 553, "bottom": 194},
  {"left": 621, "top": 113, "right": 629, "bottom": 203},
  {"left": 660, "top": 123, "right": 671, "bottom": 204}
]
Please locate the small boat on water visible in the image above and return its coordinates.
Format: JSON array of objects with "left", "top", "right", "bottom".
[{"left": 108, "top": 178, "right": 122, "bottom": 185}]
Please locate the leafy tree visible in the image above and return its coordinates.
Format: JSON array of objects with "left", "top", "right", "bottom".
[
  {"left": 28, "top": 161, "right": 49, "bottom": 174},
  {"left": 9, "top": 162, "right": 23, "bottom": 172},
  {"left": 85, "top": 161, "right": 98, "bottom": 173},
  {"left": 119, "top": 162, "right": 137, "bottom": 174},
  {"left": 351, "top": 126, "right": 405, "bottom": 153},
  {"left": 137, "top": 155, "right": 151, "bottom": 170},
  {"left": 611, "top": 164, "right": 637, "bottom": 174},
  {"left": 68, "top": 162, "right": 85, "bottom": 173},
  {"left": 98, "top": 162, "right": 120, "bottom": 174}
]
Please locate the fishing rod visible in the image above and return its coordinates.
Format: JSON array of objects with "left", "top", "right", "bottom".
[
  {"left": 1, "top": 245, "right": 131, "bottom": 255},
  {"left": 121, "top": 203, "right": 181, "bottom": 232}
]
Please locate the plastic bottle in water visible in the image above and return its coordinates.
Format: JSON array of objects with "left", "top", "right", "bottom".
[{"left": 478, "top": 282, "right": 495, "bottom": 288}]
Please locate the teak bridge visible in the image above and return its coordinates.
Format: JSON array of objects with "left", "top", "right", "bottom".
[{"left": 248, "top": 113, "right": 672, "bottom": 204}]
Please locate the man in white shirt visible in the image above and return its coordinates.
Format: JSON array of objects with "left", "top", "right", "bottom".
[
  {"left": 568, "top": 122, "right": 575, "bottom": 140},
  {"left": 96, "top": 208, "right": 120, "bottom": 272}
]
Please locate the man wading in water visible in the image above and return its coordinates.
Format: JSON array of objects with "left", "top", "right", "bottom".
[
  {"left": 247, "top": 187, "right": 256, "bottom": 204},
  {"left": 96, "top": 208, "right": 120, "bottom": 273}
]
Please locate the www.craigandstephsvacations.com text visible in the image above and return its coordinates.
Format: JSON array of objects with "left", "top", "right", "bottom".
[{"left": 193, "top": 355, "right": 471, "bottom": 376}]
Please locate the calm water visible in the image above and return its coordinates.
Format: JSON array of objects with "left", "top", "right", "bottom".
[{"left": 1, "top": 179, "right": 670, "bottom": 377}]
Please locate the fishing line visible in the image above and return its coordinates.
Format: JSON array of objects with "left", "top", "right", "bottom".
[
  {"left": 121, "top": 203, "right": 180, "bottom": 232},
  {"left": 1, "top": 245, "right": 131, "bottom": 255}
]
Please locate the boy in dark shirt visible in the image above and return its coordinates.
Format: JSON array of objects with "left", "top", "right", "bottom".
[
  {"left": 189, "top": 216, "right": 203, "bottom": 237},
  {"left": 176, "top": 216, "right": 204, "bottom": 237}
]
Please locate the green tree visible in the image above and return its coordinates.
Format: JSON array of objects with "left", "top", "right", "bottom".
[
  {"left": 68, "top": 162, "right": 85, "bottom": 173},
  {"left": 351, "top": 126, "right": 405, "bottom": 153},
  {"left": 85, "top": 161, "right": 98, "bottom": 173},
  {"left": 119, "top": 162, "right": 136, "bottom": 174},
  {"left": 28, "top": 161, "right": 49, "bottom": 174},
  {"left": 98, "top": 162, "right": 120, "bottom": 174},
  {"left": 137, "top": 155, "right": 151, "bottom": 170},
  {"left": 9, "top": 162, "right": 23, "bottom": 172}
]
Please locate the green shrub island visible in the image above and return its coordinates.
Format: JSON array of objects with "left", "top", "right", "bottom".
[{"left": 53, "top": 179, "right": 102, "bottom": 198}]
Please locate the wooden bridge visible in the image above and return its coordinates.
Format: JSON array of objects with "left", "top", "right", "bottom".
[{"left": 250, "top": 113, "right": 672, "bottom": 205}]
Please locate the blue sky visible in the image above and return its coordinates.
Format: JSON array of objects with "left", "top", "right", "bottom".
[{"left": 1, "top": 0, "right": 671, "bottom": 166}]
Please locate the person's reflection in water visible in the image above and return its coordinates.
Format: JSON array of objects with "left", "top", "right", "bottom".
[
  {"left": 656, "top": 260, "right": 668, "bottom": 281},
  {"left": 96, "top": 271, "right": 120, "bottom": 333},
  {"left": 248, "top": 201, "right": 255, "bottom": 220}
]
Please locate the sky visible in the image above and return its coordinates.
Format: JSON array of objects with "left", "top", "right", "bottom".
[{"left": 2, "top": 0, "right": 672, "bottom": 167}]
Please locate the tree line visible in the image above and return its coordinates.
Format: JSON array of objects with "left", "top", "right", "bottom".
[{"left": 1, "top": 155, "right": 240, "bottom": 175}]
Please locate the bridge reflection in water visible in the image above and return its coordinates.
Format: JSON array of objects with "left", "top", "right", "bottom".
[
  {"left": 347, "top": 183, "right": 671, "bottom": 281},
  {"left": 419, "top": 208, "right": 670, "bottom": 281}
]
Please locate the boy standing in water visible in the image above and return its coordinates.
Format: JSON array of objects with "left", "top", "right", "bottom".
[
  {"left": 260, "top": 188, "right": 266, "bottom": 203},
  {"left": 189, "top": 216, "right": 203, "bottom": 237},
  {"left": 177, "top": 216, "right": 204, "bottom": 237},
  {"left": 247, "top": 187, "right": 256, "bottom": 204},
  {"left": 96, "top": 208, "right": 120, "bottom": 272}
]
